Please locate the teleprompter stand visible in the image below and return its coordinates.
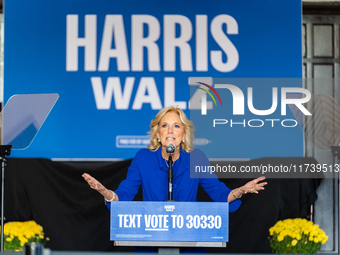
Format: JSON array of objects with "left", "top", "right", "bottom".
[
  {"left": 0, "top": 145, "right": 11, "bottom": 253},
  {"left": 0, "top": 94, "right": 59, "bottom": 252}
]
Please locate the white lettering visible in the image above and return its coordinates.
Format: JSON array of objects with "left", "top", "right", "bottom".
[
  {"left": 196, "top": 15, "right": 208, "bottom": 71},
  {"left": 213, "top": 119, "right": 228, "bottom": 127},
  {"left": 215, "top": 84, "right": 244, "bottom": 115},
  {"left": 144, "top": 215, "right": 151, "bottom": 228},
  {"left": 210, "top": 15, "right": 239, "bottom": 72},
  {"left": 98, "top": 15, "right": 130, "bottom": 71},
  {"left": 151, "top": 215, "right": 158, "bottom": 228},
  {"left": 118, "top": 214, "right": 124, "bottom": 228},
  {"left": 131, "top": 15, "right": 160, "bottom": 71},
  {"left": 230, "top": 119, "right": 246, "bottom": 127},
  {"left": 132, "top": 77, "right": 162, "bottom": 109},
  {"left": 66, "top": 15, "right": 97, "bottom": 71},
  {"left": 281, "top": 119, "right": 298, "bottom": 127},
  {"left": 213, "top": 118, "right": 299, "bottom": 128},
  {"left": 265, "top": 119, "right": 280, "bottom": 127},
  {"left": 281, "top": 88, "right": 312, "bottom": 116},
  {"left": 248, "top": 87, "right": 278, "bottom": 115},
  {"left": 128, "top": 215, "right": 136, "bottom": 228},
  {"left": 68, "top": 15, "right": 242, "bottom": 73},
  {"left": 164, "top": 15, "right": 193, "bottom": 71},
  {"left": 247, "top": 119, "right": 264, "bottom": 127},
  {"left": 164, "top": 77, "right": 187, "bottom": 109},
  {"left": 124, "top": 215, "right": 129, "bottom": 228},
  {"left": 91, "top": 77, "right": 134, "bottom": 109}
]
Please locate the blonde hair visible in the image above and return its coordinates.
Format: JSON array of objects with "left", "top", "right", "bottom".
[{"left": 147, "top": 106, "right": 195, "bottom": 153}]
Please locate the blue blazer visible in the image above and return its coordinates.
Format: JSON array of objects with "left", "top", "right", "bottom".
[{"left": 109, "top": 148, "right": 241, "bottom": 212}]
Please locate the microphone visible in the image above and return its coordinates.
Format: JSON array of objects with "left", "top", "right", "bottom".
[
  {"left": 166, "top": 143, "right": 176, "bottom": 155},
  {"left": 165, "top": 143, "right": 177, "bottom": 202}
]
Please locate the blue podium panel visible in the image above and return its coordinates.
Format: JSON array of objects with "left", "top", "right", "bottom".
[{"left": 110, "top": 202, "right": 228, "bottom": 242}]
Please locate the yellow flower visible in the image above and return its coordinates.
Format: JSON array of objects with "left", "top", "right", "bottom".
[
  {"left": 19, "top": 236, "right": 28, "bottom": 246},
  {"left": 277, "top": 235, "right": 284, "bottom": 241},
  {"left": 270, "top": 218, "right": 328, "bottom": 253},
  {"left": 1, "top": 221, "right": 47, "bottom": 251},
  {"left": 314, "top": 237, "right": 321, "bottom": 243},
  {"left": 321, "top": 236, "right": 328, "bottom": 244}
]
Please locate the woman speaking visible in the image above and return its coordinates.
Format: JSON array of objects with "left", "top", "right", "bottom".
[{"left": 83, "top": 106, "right": 266, "bottom": 210}]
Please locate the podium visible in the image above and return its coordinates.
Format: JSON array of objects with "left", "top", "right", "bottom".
[{"left": 111, "top": 201, "right": 228, "bottom": 250}]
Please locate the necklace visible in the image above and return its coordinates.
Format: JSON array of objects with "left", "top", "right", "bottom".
[
  {"left": 164, "top": 158, "right": 172, "bottom": 167},
  {"left": 165, "top": 157, "right": 180, "bottom": 168},
  {"left": 162, "top": 154, "right": 179, "bottom": 167}
]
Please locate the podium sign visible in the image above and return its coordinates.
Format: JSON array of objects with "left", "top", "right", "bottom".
[{"left": 110, "top": 202, "right": 228, "bottom": 242}]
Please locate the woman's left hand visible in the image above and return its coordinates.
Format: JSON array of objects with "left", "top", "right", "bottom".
[{"left": 239, "top": 176, "right": 267, "bottom": 195}]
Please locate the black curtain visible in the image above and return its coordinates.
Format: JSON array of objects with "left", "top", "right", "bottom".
[{"left": 3, "top": 157, "right": 321, "bottom": 253}]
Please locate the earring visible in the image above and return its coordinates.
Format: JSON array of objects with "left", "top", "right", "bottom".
[
  {"left": 182, "top": 140, "right": 185, "bottom": 143},
  {"left": 158, "top": 139, "right": 160, "bottom": 142}
]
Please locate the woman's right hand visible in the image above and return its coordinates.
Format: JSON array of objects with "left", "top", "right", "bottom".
[
  {"left": 82, "top": 173, "right": 106, "bottom": 192},
  {"left": 82, "top": 173, "right": 116, "bottom": 201}
]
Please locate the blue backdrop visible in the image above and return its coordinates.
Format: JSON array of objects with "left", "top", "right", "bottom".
[{"left": 4, "top": 0, "right": 302, "bottom": 159}]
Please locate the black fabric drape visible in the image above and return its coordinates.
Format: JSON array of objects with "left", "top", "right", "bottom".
[{"left": 3, "top": 157, "right": 321, "bottom": 253}]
